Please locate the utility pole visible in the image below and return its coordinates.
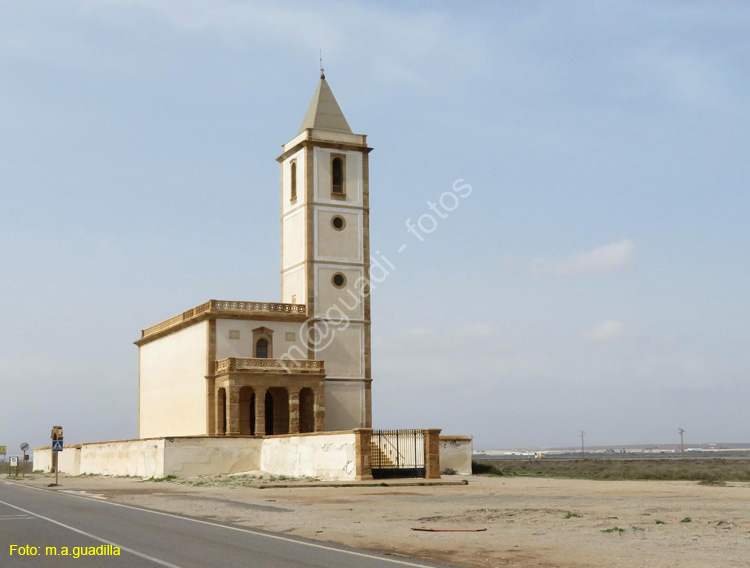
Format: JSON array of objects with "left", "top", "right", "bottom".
[
  {"left": 678, "top": 428, "right": 685, "bottom": 454},
  {"left": 579, "top": 430, "right": 586, "bottom": 460}
]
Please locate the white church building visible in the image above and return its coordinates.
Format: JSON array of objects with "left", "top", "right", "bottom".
[
  {"left": 136, "top": 74, "right": 373, "bottom": 440},
  {"left": 35, "top": 75, "right": 471, "bottom": 480}
]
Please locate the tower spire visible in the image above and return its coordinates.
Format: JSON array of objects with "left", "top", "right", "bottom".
[
  {"left": 320, "top": 49, "right": 325, "bottom": 80},
  {"left": 297, "top": 73, "right": 352, "bottom": 135}
]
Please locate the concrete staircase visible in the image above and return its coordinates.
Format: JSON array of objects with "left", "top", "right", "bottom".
[{"left": 370, "top": 442, "right": 397, "bottom": 468}]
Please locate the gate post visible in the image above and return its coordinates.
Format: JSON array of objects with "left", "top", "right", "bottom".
[
  {"left": 422, "top": 428, "right": 442, "bottom": 479},
  {"left": 353, "top": 428, "right": 373, "bottom": 480}
]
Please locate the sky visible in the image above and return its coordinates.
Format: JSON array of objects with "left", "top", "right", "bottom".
[{"left": 1, "top": 1, "right": 749, "bottom": 454}]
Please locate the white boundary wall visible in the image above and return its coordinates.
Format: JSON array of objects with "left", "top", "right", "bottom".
[
  {"left": 261, "top": 432, "right": 356, "bottom": 480},
  {"left": 164, "top": 437, "right": 262, "bottom": 477},
  {"left": 33, "top": 432, "right": 356, "bottom": 480},
  {"left": 439, "top": 436, "right": 473, "bottom": 475},
  {"left": 81, "top": 439, "right": 167, "bottom": 477},
  {"left": 33, "top": 449, "right": 52, "bottom": 473},
  {"left": 31, "top": 447, "right": 81, "bottom": 475}
]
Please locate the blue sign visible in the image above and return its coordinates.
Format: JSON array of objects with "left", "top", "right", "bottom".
[{"left": 52, "top": 440, "right": 63, "bottom": 452}]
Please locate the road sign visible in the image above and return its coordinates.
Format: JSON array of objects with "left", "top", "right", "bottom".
[
  {"left": 52, "top": 440, "right": 63, "bottom": 452},
  {"left": 24, "top": 455, "right": 29, "bottom": 461},
  {"left": 0, "top": 446, "right": 6, "bottom": 455},
  {"left": 20, "top": 442, "right": 29, "bottom": 452},
  {"left": 9, "top": 456, "right": 17, "bottom": 466}
]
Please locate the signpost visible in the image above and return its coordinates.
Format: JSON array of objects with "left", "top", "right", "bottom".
[
  {"left": 20, "top": 443, "right": 29, "bottom": 477},
  {"left": 51, "top": 426, "right": 63, "bottom": 486},
  {"left": 0, "top": 445, "right": 6, "bottom": 461},
  {"left": 9, "top": 456, "right": 18, "bottom": 477}
]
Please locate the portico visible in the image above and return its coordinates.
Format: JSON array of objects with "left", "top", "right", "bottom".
[{"left": 213, "top": 357, "right": 326, "bottom": 436}]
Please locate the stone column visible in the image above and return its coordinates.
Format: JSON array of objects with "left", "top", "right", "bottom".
[
  {"left": 254, "top": 387, "right": 266, "bottom": 437},
  {"left": 423, "top": 428, "right": 442, "bottom": 479},
  {"left": 353, "top": 428, "right": 373, "bottom": 480},
  {"left": 226, "top": 384, "right": 241, "bottom": 436},
  {"left": 314, "top": 382, "right": 326, "bottom": 432},
  {"left": 289, "top": 389, "right": 300, "bottom": 434},
  {"left": 215, "top": 387, "right": 226, "bottom": 435},
  {"left": 206, "top": 377, "right": 216, "bottom": 436}
]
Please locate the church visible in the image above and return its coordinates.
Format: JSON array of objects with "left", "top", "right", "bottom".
[
  {"left": 135, "top": 73, "right": 373, "bottom": 440},
  {"left": 36, "top": 74, "right": 472, "bottom": 480}
]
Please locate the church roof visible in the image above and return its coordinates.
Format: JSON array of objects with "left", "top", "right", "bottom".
[{"left": 298, "top": 77, "right": 352, "bottom": 135}]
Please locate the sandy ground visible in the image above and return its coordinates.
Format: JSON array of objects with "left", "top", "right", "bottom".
[{"left": 11, "top": 473, "right": 750, "bottom": 568}]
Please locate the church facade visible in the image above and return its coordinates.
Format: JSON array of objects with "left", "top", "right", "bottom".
[{"left": 136, "top": 76, "right": 373, "bottom": 439}]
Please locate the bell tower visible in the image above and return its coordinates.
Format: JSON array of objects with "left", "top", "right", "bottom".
[{"left": 277, "top": 74, "right": 373, "bottom": 429}]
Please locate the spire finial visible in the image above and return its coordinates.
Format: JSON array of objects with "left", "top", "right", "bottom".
[{"left": 320, "top": 49, "right": 325, "bottom": 80}]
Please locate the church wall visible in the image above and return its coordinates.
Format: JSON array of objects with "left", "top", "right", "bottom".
[
  {"left": 314, "top": 324, "right": 365, "bottom": 378},
  {"left": 325, "top": 382, "right": 366, "bottom": 430},
  {"left": 281, "top": 265, "right": 305, "bottom": 305},
  {"left": 315, "top": 208, "right": 363, "bottom": 261},
  {"left": 215, "top": 318, "right": 306, "bottom": 360},
  {"left": 314, "top": 265, "right": 365, "bottom": 319},
  {"left": 282, "top": 208, "right": 306, "bottom": 269},
  {"left": 139, "top": 321, "right": 208, "bottom": 439}
]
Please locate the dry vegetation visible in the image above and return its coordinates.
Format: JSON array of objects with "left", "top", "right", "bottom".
[
  {"left": 473, "top": 458, "right": 750, "bottom": 483},
  {"left": 0, "top": 462, "right": 33, "bottom": 476}
]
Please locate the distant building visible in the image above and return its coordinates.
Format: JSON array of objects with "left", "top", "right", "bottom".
[{"left": 135, "top": 75, "right": 373, "bottom": 439}]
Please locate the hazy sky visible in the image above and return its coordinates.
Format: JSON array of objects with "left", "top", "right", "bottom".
[{"left": 1, "top": 1, "right": 748, "bottom": 454}]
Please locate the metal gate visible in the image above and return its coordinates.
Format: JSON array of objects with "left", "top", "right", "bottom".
[{"left": 370, "top": 429, "right": 425, "bottom": 479}]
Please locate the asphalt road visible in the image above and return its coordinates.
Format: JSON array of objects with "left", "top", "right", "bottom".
[{"left": 0, "top": 480, "right": 455, "bottom": 568}]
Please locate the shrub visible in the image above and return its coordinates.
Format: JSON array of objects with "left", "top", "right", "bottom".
[
  {"left": 470, "top": 458, "right": 750, "bottom": 482},
  {"left": 472, "top": 461, "right": 497, "bottom": 475}
]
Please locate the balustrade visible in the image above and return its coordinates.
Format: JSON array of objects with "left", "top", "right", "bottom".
[
  {"left": 141, "top": 300, "right": 306, "bottom": 339},
  {"left": 214, "top": 358, "right": 324, "bottom": 374}
]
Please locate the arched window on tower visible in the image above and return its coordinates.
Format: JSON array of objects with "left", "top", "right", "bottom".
[
  {"left": 290, "top": 161, "right": 297, "bottom": 201},
  {"left": 256, "top": 338, "right": 269, "bottom": 358},
  {"left": 331, "top": 156, "right": 345, "bottom": 196}
]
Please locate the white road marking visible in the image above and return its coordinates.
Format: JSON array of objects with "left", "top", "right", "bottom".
[
  {"left": 10, "top": 482, "right": 438, "bottom": 567},
  {"left": 0, "top": 500, "right": 184, "bottom": 568}
]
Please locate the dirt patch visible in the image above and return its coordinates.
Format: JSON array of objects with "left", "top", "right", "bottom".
[{"left": 15, "top": 474, "right": 750, "bottom": 568}]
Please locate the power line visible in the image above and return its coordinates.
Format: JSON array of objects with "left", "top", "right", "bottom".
[{"left": 579, "top": 430, "right": 586, "bottom": 460}]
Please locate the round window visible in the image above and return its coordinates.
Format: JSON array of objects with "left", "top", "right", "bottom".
[
  {"left": 331, "top": 215, "right": 346, "bottom": 231},
  {"left": 332, "top": 273, "right": 346, "bottom": 288}
]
